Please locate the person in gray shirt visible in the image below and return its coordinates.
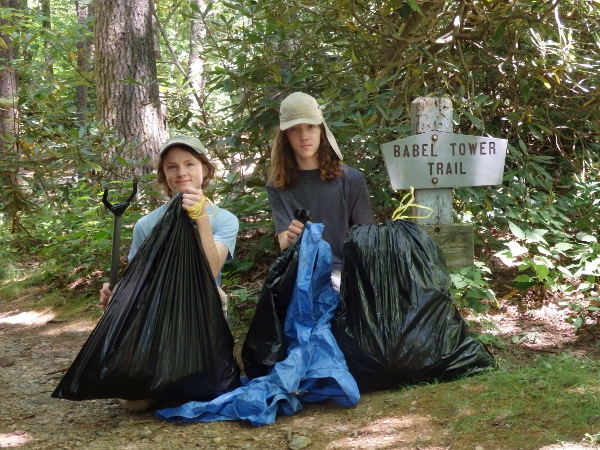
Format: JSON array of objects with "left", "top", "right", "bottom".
[{"left": 266, "top": 92, "right": 374, "bottom": 290}]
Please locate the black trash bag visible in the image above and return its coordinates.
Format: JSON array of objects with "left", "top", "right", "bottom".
[
  {"left": 241, "top": 238, "right": 301, "bottom": 379},
  {"left": 241, "top": 208, "right": 310, "bottom": 379},
  {"left": 52, "top": 194, "right": 240, "bottom": 402},
  {"left": 332, "top": 219, "right": 495, "bottom": 392}
]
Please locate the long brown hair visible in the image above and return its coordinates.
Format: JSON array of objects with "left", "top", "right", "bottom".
[
  {"left": 269, "top": 124, "right": 342, "bottom": 189},
  {"left": 156, "top": 146, "right": 216, "bottom": 196}
]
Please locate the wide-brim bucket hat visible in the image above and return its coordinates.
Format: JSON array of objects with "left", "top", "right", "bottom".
[{"left": 279, "top": 92, "right": 343, "bottom": 161}]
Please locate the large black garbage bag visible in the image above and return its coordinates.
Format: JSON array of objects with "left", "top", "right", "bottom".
[
  {"left": 331, "top": 219, "right": 495, "bottom": 392},
  {"left": 52, "top": 194, "right": 240, "bottom": 402},
  {"left": 241, "top": 238, "right": 301, "bottom": 379}
]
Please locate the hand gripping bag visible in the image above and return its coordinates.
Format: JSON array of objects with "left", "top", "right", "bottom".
[
  {"left": 52, "top": 194, "right": 240, "bottom": 402},
  {"left": 332, "top": 219, "right": 495, "bottom": 392}
]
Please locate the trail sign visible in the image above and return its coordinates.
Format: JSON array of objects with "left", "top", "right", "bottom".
[
  {"left": 381, "top": 131, "right": 508, "bottom": 190},
  {"left": 379, "top": 96, "right": 510, "bottom": 269}
]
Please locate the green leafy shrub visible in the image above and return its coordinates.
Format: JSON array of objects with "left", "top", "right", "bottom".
[{"left": 450, "top": 262, "right": 497, "bottom": 314}]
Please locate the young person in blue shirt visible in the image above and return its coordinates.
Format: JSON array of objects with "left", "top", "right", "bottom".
[
  {"left": 98, "top": 135, "right": 238, "bottom": 410},
  {"left": 99, "top": 135, "right": 238, "bottom": 308},
  {"left": 266, "top": 92, "right": 374, "bottom": 290}
]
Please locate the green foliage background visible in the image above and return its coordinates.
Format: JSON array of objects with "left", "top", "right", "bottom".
[{"left": 1, "top": 0, "right": 599, "bottom": 325}]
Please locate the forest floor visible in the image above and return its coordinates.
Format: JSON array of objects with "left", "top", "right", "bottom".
[{"left": 2, "top": 283, "right": 600, "bottom": 450}]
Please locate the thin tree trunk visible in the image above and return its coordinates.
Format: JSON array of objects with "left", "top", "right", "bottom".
[
  {"left": 41, "top": 0, "right": 54, "bottom": 78},
  {"left": 94, "top": 0, "right": 166, "bottom": 175},
  {"left": 0, "top": 0, "right": 22, "bottom": 233},
  {"left": 189, "top": 0, "right": 206, "bottom": 115},
  {"left": 75, "top": 1, "right": 93, "bottom": 125}
]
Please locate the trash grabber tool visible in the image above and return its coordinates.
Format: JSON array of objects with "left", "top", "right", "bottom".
[{"left": 102, "top": 183, "right": 137, "bottom": 289}]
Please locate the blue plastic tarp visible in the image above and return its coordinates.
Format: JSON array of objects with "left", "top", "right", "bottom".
[{"left": 155, "top": 223, "right": 360, "bottom": 426}]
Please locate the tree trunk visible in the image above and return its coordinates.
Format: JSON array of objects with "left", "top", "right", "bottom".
[
  {"left": 0, "top": 0, "right": 22, "bottom": 233},
  {"left": 94, "top": 0, "right": 166, "bottom": 174},
  {"left": 0, "top": 2, "right": 18, "bottom": 135},
  {"left": 188, "top": 0, "right": 206, "bottom": 119},
  {"left": 41, "top": 0, "right": 54, "bottom": 78},
  {"left": 75, "top": 1, "right": 93, "bottom": 125}
]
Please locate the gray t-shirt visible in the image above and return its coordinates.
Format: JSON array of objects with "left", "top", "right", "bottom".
[{"left": 266, "top": 165, "right": 374, "bottom": 271}]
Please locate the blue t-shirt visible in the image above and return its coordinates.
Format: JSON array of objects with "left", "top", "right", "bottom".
[{"left": 128, "top": 202, "right": 239, "bottom": 275}]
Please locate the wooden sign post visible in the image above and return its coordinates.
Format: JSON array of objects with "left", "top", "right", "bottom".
[{"left": 380, "top": 97, "right": 508, "bottom": 269}]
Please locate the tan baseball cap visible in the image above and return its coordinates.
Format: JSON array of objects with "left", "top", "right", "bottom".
[
  {"left": 279, "top": 92, "right": 343, "bottom": 161},
  {"left": 159, "top": 135, "right": 208, "bottom": 157}
]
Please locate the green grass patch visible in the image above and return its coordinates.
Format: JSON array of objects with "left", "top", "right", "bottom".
[
  {"left": 403, "top": 353, "right": 600, "bottom": 447},
  {"left": 0, "top": 261, "right": 102, "bottom": 320},
  {"left": 0, "top": 270, "right": 52, "bottom": 298},
  {"left": 32, "top": 291, "right": 102, "bottom": 319}
]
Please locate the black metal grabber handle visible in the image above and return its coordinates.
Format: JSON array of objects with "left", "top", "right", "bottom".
[{"left": 102, "top": 182, "right": 137, "bottom": 289}]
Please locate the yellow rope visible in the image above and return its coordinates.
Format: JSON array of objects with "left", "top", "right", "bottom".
[
  {"left": 186, "top": 196, "right": 216, "bottom": 220},
  {"left": 391, "top": 187, "right": 434, "bottom": 221}
]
